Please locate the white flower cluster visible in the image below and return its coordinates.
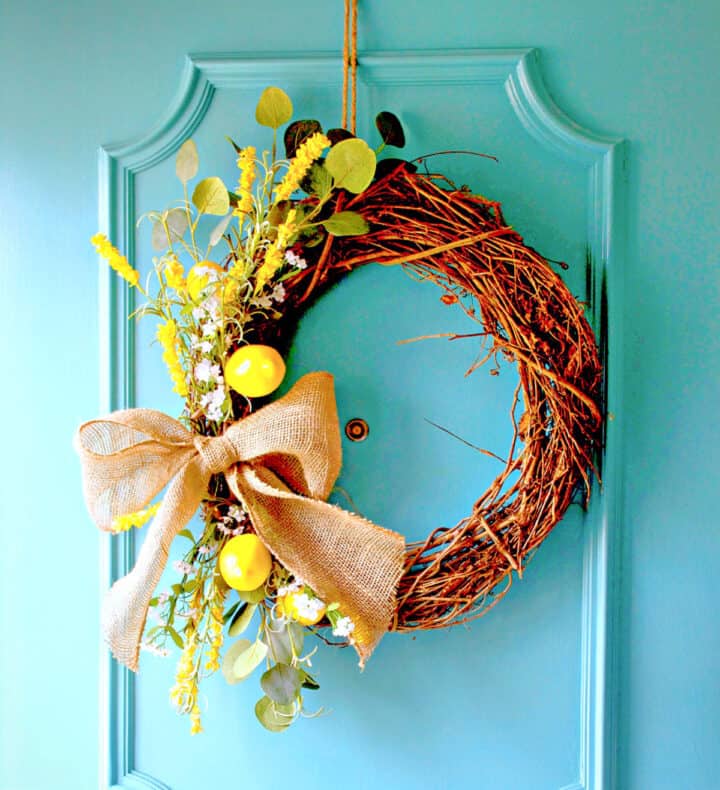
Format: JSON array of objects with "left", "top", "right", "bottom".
[
  {"left": 250, "top": 282, "right": 287, "bottom": 310},
  {"left": 276, "top": 579, "right": 303, "bottom": 597},
  {"left": 332, "top": 615, "right": 355, "bottom": 638},
  {"left": 291, "top": 592, "right": 326, "bottom": 622},
  {"left": 190, "top": 293, "right": 227, "bottom": 422},
  {"left": 217, "top": 504, "right": 248, "bottom": 537},
  {"left": 284, "top": 249, "right": 307, "bottom": 269},
  {"left": 173, "top": 559, "right": 194, "bottom": 575}
]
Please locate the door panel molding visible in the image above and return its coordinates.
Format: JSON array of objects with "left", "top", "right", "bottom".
[{"left": 98, "top": 49, "right": 625, "bottom": 790}]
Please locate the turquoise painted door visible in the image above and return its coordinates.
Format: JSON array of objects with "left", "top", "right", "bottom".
[
  {"left": 100, "top": 51, "right": 618, "bottom": 790},
  {"left": 2, "top": 3, "right": 719, "bottom": 790}
]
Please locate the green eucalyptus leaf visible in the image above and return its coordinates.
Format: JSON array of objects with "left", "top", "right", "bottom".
[
  {"left": 309, "top": 163, "right": 333, "bottom": 198},
  {"left": 228, "top": 603, "right": 256, "bottom": 637},
  {"left": 375, "top": 111, "right": 406, "bottom": 148},
  {"left": 151, "top": 220, "right": 167, "bottom": 252},
  {"left": 177, "top": 528, "right": 195, "bottom": 542},
  {"left": 322, "top": 210, "right": 369, "bottom": 237},
  {"left": 238, "top": 584, "right": 267, "bottom": 604},
  {"left": 255, "top": 86, "right": 293, "bottom": 130},
  {"left": 255, "top": 696, "right": 294, "bottom": 733},
  {"left": 260, "top": 664, "right": 303, "bottom": 706},
  {"left": 166, "top": 208, "right": 189, "bottom": 241},
  {"left": 232, "top": 638, "right": 268, "bottom": 681},
  {"left": 221, "top": 638, "right": 252, "bottom": 684},
  {"left": 209, "top": 213, "right": 233, "bottom": 247},
  {"left": 284, "top": 119, "right": 323, "bottom": 159},
  {"left": 166, "top": 626, "right": 184, "bottom": 649},
  {"left": 182, "top": 578, "right": 198, "bottom": 593},
  {"left": 192, "top": 176, "right": 230, "bottom": 216},
  {"left": 176, "top": 139, "right": 199, "bottom": 183},
  {"left": 325, "top": 138, "right": 376, "bottom": 194}
]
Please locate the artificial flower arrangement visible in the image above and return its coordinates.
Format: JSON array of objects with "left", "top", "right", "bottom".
[{"left": 77, "top": 85, "right": 603, "bottom": 735}]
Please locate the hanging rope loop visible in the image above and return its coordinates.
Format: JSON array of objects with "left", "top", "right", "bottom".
[{"left": 342, "top": 0, "right": 359, "bottom": 134}]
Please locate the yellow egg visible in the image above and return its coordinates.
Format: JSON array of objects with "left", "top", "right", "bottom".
[
  {"left": 277, "top": 592, "right": 327, "bottom": 626},
  {"left": 218, "top": 533, "right": 272, "bottom": 591},
  {"left": 225, "top": 344, "right": 286, "bottom": 398},
  {"left": 186, "top": 261, "right": 225, "bottom": 300}
]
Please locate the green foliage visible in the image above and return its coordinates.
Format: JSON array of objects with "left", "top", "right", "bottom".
[
  {"left": 255, "top": 86, "right": 293, "bottom": 129},
  {"left": 375, "top": 111, "right": 406, "bottom": 148},
  {"left": 228, "top": 602, "right": 256, "bottom": 637},
  {"left": 322, "top": 210, "right": 369, "bottom": 237},
  {"left": 191, "top": 176, "right": 230, "bottom": 216},
  {"left": 260, "top": 664, "right": 303, "bottom": 705},
  {"left": 176, "top": 139, "right": 199, "bottom": 183},
  {"left": 255, "top": 696, "right": 295, "bottom": 733},
  {"left": 325, "top": 138, "right": 377, "bottom": 193},
  {"left": 284, "top": 119, "right": 323, "bottom": 159}
]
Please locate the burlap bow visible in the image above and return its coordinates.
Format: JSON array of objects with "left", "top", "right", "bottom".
[{"left": 76, "top": 372, "right": 405, "bottom": 671}]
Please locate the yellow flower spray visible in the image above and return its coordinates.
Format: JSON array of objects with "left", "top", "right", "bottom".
[
  {"left": 91, "top": 233, "right": 142, "bottom": 289},
  {"left": 156, "top": 320, "right": 188, "bottom": 397},
  {"left": 235, "top": 145, "right": 257, "bottom": 217},
  {"left": 255, "top": 209, "right": 298, "bottom": 293},
  {"left": 273, "top": 133, "right": 330, "bottom": 203},
  {"left": 110, "top": 503, "right": 160, "bottom": 533}
]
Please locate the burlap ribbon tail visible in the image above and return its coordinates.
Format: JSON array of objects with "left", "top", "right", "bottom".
[{"left": 75, "top": 372, "right": 405, "bottom": 671}]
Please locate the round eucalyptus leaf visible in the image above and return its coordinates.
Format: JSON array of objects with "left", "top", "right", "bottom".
[
  {"left": 254, "top": 696, "right": 294, "bottom": 733},
  {"left": 192, "top": 176, "right": 230, "bottom": 216},
  {"left": 176, "top": 139, "right": 199, "bottom": 183},
  {"left": 375, "top": 111, "right": 406, "bottom": 148},
  {"left": 255, "top": 86, "right": 293, "bottom": 129},
  {"left": 221, "top": 638, "right": 252, "bottom": 685},
  {"left": 260, "top": 664, "right": 303, "bottom": 706},
  {"left": 325, "top": 138, "right": 376, "bottom": 194}
]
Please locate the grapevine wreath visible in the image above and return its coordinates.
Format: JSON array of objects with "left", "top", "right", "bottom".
[{"left": 76, "top": 84, "right": 603, "bottom": 733}]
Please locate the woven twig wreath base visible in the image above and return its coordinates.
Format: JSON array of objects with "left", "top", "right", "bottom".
[{"left": 247, "top": 161, "right": 603, "bottom": 635}]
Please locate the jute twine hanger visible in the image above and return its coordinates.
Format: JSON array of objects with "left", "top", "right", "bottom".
[{"left": 341, "top": 0, "right": 359, "bottom": 134}]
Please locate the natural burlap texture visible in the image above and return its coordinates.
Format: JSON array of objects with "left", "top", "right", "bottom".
[{"left": 75, "top": 372, "right": 405, "bottom": 670}]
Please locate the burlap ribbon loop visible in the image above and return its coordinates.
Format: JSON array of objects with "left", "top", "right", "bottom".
[{"left": 76, "top": 372, "right": 405, "bottom": 671}]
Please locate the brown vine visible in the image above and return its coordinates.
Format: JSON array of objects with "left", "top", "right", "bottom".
[{"left": 251, "top": 161, "right": 603, "bottom": 635}]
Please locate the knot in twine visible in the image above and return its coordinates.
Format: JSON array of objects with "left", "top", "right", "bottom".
[{"left": 75, "top": 372, "right": 405, "bottom": 671}]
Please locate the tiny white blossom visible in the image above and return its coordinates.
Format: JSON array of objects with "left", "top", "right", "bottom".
[
  {"left": 292, "top": 593, "right": 326, "bottom": 622},
  {"left": 332, "top": 615, "right": 355, "bottom": 638},
  {"left": 198, "top": 545, "right": 211, "bottom": 556},
  {"left": 251, "top": 294, "right": 273, "bottom": 310},
  {"left": 173, "top": 560, "right": 194, "bottom": 575},
  {"left": 192, "top": 306, "right": 207, "bottom": 322},
  {"left": 285, "top": 249, "right": 307, "bottom": 269},
  {"left": 194, "top": 359, "right": 221, "bottom": 383},
  {"left": 190, "top": 335, "right": 213, "bottom": 354},
  {"left": 277, "top": 580, "right": 303, "bottom": 597},
  {"left": 157, "top": 591, "right": 170, "bottom": 605},
  {"left": 227, "top": 505, "right": 246, "bottom": 522},
  {"left": 271, "top": 283, "right": 286, "bottom": 303},
  {"left": 201, "top": 320, "right": 220, "bottom": 337}
]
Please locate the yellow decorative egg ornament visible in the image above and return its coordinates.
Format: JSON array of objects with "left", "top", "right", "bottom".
[
  {"left": 225, "top": 344, "right": 286, "bottom": 398},
  {"left": 218, "top": 533, "right": 273, "bottom": 591}
]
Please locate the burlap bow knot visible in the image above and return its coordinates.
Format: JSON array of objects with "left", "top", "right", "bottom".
[{"left": 76, "top": 372, "right": 405, "bottom": 671}]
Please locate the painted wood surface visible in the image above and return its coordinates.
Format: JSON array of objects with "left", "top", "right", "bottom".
[{"left": 1, "top": 2, "right": 718, "bottom": 789}]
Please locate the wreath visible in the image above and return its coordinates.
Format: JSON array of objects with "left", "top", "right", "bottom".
[{"left": 76, "top": 85, "right": 602, "bottom": 734}]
